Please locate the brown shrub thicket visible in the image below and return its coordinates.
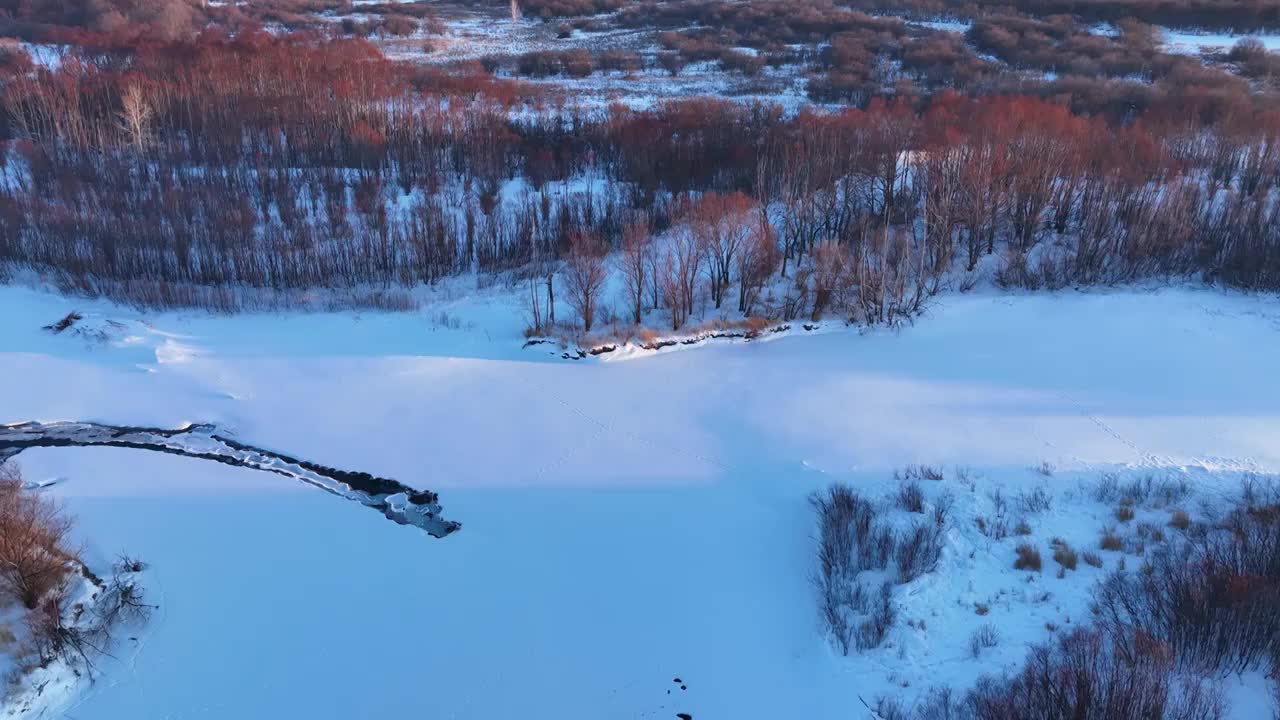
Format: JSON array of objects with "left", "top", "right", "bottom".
[
  {"left": 515, "top": 49, "right": 594, "bottom": 78},
  {"left": 517, "top": 0, "right": 622, "bottom": 19},
  {"left": 0, "top": 0, "right": 202, "bottom": 39},
  {"left": 0, "top": 462, "right": 77, "bottom": 610}
]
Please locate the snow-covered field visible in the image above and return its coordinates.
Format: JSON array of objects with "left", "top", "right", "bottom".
[
  {"left": 1160, "top": 28, "right": 1280, "bottom": 54},
  {"left": 2, "top": 284, "right": 1279, "bottom": 717}
]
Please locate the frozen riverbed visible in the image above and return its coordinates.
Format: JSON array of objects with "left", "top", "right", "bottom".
[{"left": 2, "top": 285, "right": 1278, "bottom": 718}]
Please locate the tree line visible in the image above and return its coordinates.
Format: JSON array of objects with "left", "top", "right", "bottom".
[{"left": 0, "top": 31, "right": 1277, "bottom": 322}]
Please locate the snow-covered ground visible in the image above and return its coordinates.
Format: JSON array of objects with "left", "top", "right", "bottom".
[
  {"left": 907, "top": 19, "right": 972, "bottom": 34},
  {"left": 1159, "top": 28, "right": 1280, "bottom": 54},
  {"left": 2, "top": 283, "right": 1279, "bottom": 717}
]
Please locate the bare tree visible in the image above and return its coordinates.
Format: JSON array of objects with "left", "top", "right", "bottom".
[
  {"left": 660, "top": 223, "right": 703, "bottom": 330},
  {"left": 646, "top": 241, "right": 663, "bottom": 311},
  {"left": 690, "top": 192, "right": 755, "bottom": 310},
  {"left": 737, "top": 221, "right": 779, "bottom": 315},
  {"left": 811, "top": 241, "right": 851, "bottom": 321},
  {"left": 526, "top": 275, "right": 547, "bottom": 336},
  {"left": 117, "top": 83, "right": 155, "bottom": 152},
  {"left": 657, "top": 249, "right": 685, "bottom": 331},
  {"left": 619, "top": 218, "right": 651, "bottom": 325},
  {"left": 560, "top": 230, "right": 607, "bottom": 332}
]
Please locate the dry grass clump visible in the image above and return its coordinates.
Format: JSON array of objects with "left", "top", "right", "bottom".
[
  {"left": 1051, "top": 539, "right": 1078, "bottom": 571},
  {"left": 1015, "top": 543, "right": 1042, "bottom": 571}
]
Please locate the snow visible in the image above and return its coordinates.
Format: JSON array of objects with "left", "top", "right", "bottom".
[
  {"left": 15, "top": 43, "right": 64, "bottom": 69},
  {"left": 910, "top": 19, "right": 972, "bottom": 34},
  {"left": 0, "top": 606, "right": 15, "bottom": 683},
  {"left": 2, "top": 283, "right": 1280, "bottom": 717},
  {"left": 1159, "top": 28, "right": 1280, "bottom": 54}
]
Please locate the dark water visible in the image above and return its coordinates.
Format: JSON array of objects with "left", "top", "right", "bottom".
[{"left": 0, "top": 421, "right": 460, "bottom": 538}]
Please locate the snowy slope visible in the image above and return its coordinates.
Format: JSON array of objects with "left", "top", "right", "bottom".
[{"left": 1, "top": 285, "right": 1279, "bottom": 718}]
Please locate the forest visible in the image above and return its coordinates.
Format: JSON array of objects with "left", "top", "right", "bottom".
[{"left": 0, "top": 1, "right": 1277, "bottom": 327}]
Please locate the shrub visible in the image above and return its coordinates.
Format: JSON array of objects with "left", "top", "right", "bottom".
[
  {"left": 878, "top": 687, "right": 967, "bottom": 720},
  {"left": 813, "top": 484, "right": 872, "bottom": 581},
  {"left": 1094, "top": 503, "right": 1280, "bottom": 675},
  {"left": 975, "top": 602, "right": 990, "bottom": 615},
  {"left": 1018, "top": 487, "right": 1052, "bottom": 514},
  {"left": 967, "top": 628, "right": 1226, "bottom": 720},
  {"left": 25, "top": 555, "right": 153, "bottom": 673},
  {"left": 1014, "top": 519, "right": 1032, "bottom": 536},
  {"left": 977, "top": 514, "right": 1010, "bottom": 540},
  {"left": 856, "top": 582, "right": 896, "bottom": 650},
  {"left": 1015, "top": 544, "right": 1042, "bottom": 571},
  {"left": 1136, "top": 522, "right": 1164, "bottom": 543},
  {"left": 657, "top": 51, "right": 686, "bottom": 76},
  {"left": 863, "top": 525, "right": 897, "bottom": 571},
  {"left": 898, "top": 481, "right": 925, "bottom": 513},
  {"left": 598, "top": 49, "right": 642, "bottom": 73},
  {"left": 1093, "top": 473, "right": 1120, "bottom": 503},
  {"left": 811, "top": 484, "right": 894, "bottom": 654},
  {"left": 562, "top": 49, "right": 594, "bottom": 78},
  {"left": 1052, "top": 540, "right": 1078, "bottom": 571},
  {"left": 932, "top": 492, "right": 955, "bottom": 528},
  {"left": 0, "top": 463, "right": 78, "bottom": 609},
  {"left": 380, "top": 15, "right": 417, "bottom": 36},
  {"left": 969, "top": 624, "right": 1000, "bottom": 658},
  {"left": 1152, "top": 478, "right": 1191, "bottom": 507},
  {"left": 1120, "top": 477, "right": 1154, "bottom": 506},
  {"left": 896, "top": 522, "right": 944, "bottom": 583},
  {"left": 812, "top": 481, "right": 949, "bottom": 654},
  {"left": 1170, "top": 510, "right": 1191, "bottom": 530},
  {"left": 0, "top": 465, "right": 151, "bottom": 676},
  {"left": 719, "top": 49, "right": 766, "bottom": 76},
  {"left": 1092, "top": 475, "right": 1189, "bottom": 510},
  {"left": 899, "top": 464, "right": 943, "bottom": 482},
  {"left": 1116, "top": 505, "right": 1135, "bottom": 522},
  {"left": 1100, "top": 529, "right": 1124, "bottom": 551},
  {"left": 1083, "top": 551, "right": 1104, "bottom": 568}
]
